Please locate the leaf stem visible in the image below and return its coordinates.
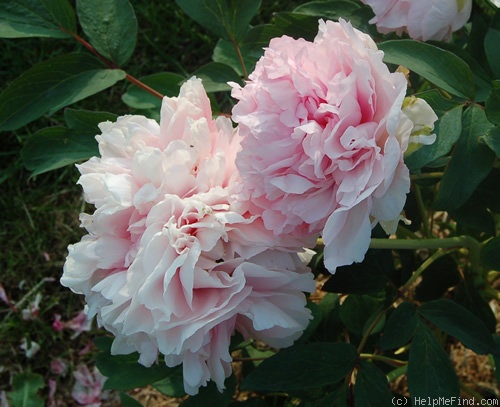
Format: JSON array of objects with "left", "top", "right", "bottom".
[
  {"left": 359, "top": 353, "right": 407, "bottom": 367},
  {"left": 62, "top": 29, "right": 165, "bottom": 100},
  {"left": 230, "top": 35, "right": 248, "bottom": 79}
]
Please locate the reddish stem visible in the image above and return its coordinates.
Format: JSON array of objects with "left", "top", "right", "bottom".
[{"left": 63, "top": 28, "right": 165, "bottom": 100}]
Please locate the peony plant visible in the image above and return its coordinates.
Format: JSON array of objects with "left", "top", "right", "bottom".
[{"left": 1, "top": 0, "right": 499, "bottom": 406}]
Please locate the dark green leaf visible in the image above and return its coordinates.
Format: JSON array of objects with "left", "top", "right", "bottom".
[
  {"left": 192, "top": 62, "right": 242, "bottom": 92},
  {"left": 64, "top": 108, "right": 117, "bottom": 132},
  {"left": 0, "top": 0, "right": 75, "bottom": 38},
  {"left": 485, "top": 28, "right": 500, "bottom": 78},
  {"left": 380, "top": 302, "right": 417, "bottom": 351},
  {"left": 293, "top": 0, "right": 361, "bottom": 20},
  {"left": 122, "top": 72, "right": 185, "bottom": 110},
  {"left": 380, "top": 40, "right": 475, "bottom": 98},
  {"left": 76, "top": 0, "right": 137, "bottom": 66},
  {"left": 181, "top": 376, "right": 235, "bottom": 407},
  {"left": 482, "top": 237, "right": 500, "bottom": 271},
  {"left": 119, "top": 393, "right": 143, "bottom": 407},
  {"left": 212, "top": 39, "right": 260, "bottom": 77},
  {"left": 95, "top": 338, "right": 177, "bottom": 391},
  {"left": 8, "top": 373, "right": 44, "bottom": 407},
  {"left": 415, "top": 256, "right": 460, "bottom": 302},
  {"left": 486, "top": 80, "right": 500, "bottom": 125},
  {"left": 418, "top": 299, "right": 498, "bottom": 355},
  {"left": 481, "top": 126, "right": 500, "bottom": 157},
  {"left": 408, "top": 322, "right": 460, "bottom": 399},
  {"left": 21, "top": 127, "right": 98, "bottom": 175},
  {"left": 434, "top": 105, "right": 496, "bottom": 210},
  {"left": 316, "top": 384, "right": 349, "bottom": 407},
  {"left": 271, "top": 12, "right": 319, "bottom": 41},
  {"left": 0, "top": 53, "right": 125, "bottom": 131},
  {"left": 175, "top": 0, "right": 261, "bottom": 42},
  {"left": 405, "top": 104, "right": 463, "bottom": 171},
  {"left": 297, "top": 301, "right": 322, "bottom": 343},
  {"left": 229, "top": 399, "right": 269, "bottom": 407},
  {"left": 152, "top": 366, "right": 185, "bottom": 398},
  {"left": 455, "top": 278, "right": 497, "bottom": 333},
  {"left": 354, "top": 361, "right": 393, "bottom": 407},
  {"left": 241, "top": 342, "right": 357, "bottom": 392},
  {"left": 322, "top": 249, "right": 392, "bottom": 295},
  {"left": 339, "top": 295, "right": 382, "bottom": 336}
]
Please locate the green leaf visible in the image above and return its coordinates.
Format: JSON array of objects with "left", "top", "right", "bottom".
[
  {"left": 408, "top": 322, "right": 460, "bottom": 399},
  {"left": 380, "top": 302, "right": 417, "bottom": 351},
  {"left": 21, "top": 110, "right": 116, "bottom": 175},
  {"left": 485, "top": 28, "right": 500, "bottom": 78},
  {"left": 122, "top": 72, "right": 185, "bottom": 110},
  {"left": 8, "top": 373, "right": 44, "bottom": 407},
  {"left": 434, "top": 105, "right": 496, "bottom": 210},
  {"left": 486, "top": 80, "right": 500, "bottom": 125},
  {"left": 175, "top": 0, "right": 261, "bottom": 42},
  {"left": 241, "top": 342, "right": 357, "bottom": 392},
  {"left": 405, "top": 103, "right": 463, "bottom": 171},
  {"left": 0, "top": 53, "right": 125, "bottom": 131},
  {"left": 482, "top": 237, "right": 500, "bottom": 271},
  {"left": 339, "top": 295, "right": 382, "bottom": 336},
  {"left": 455, "top": 278, "right": 497, "bottom": 333},
  {"left": 0, "top": 0, "right": 75, "bottom": 38},
  {"left": 181, "top": 376, "right": 235, "bottom": 407},
  {"left": 481, "top": 126, "right": 500, "bottom": 157},
  {"left": 95, "top": 337, "right": 177, "bottom": 391},
  {"left": 271, "top": 12, "right": 319, "bottom": 41},
  {"left": 415, "top": 255, "right": 460, "bottom": 302},
  {"left": 418, "top": 299, "right": 498, "bottom": 355},
  {"left": 64, "top": 108, "right": 117, "bottom": 133},
  {"left": 21, "top": 127, "right": 97, "bottom": 175},
  {"left": 192, "top": 62, "right": 242, "bottom": 92},
  {"left": 322, "top": 249, "right": 392, "bottom": 295},
  {"left": 354, "top": 361, "right": 393, "bottom": 407},
  {"left": 152, "top": 366, "right": 185, "bottom": 398},
  {"left": 76, "top": 0, "right": 137, "bottom": 66},
  {"left": 379, "top": 40, "right": 475, "bottom": 99},
  {"left": 119, "top": 393, "right": 143, "bottom": 407},
  {"left": 293, "top": 0, "right": 361, "bottom": 20},
  {"left": 316, "top": 384, "right": 349, "bottom": 407}
]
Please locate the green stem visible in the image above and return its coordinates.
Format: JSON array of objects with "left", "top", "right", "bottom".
[
  {"left": 357, "top": 306, "right": 389, "bottom": 354},
  {"left": 370, "top": 235, "right": 482, "bottom": 289},
  {"left": 359, "top": 353, "right": 407, "bottom": 367},
  {"left": 410, "top": 172, "right": 444, "bottom": 180}
]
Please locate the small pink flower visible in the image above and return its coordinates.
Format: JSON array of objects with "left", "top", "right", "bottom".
[
  {"left": 52, "top": 314, "right": 64, "bottom": 332},
  {"left": 71, "top": 365, "right": 107, "bottom": 406},
  {"left": 50, "top": 358, "right": 68, "bottom": 376},
  {"left": 61, "top": 77, "right": 314, "bottom": 395},
  {"left": 64, "top": 311, "right": 92, "bottom": 338},
  {"left": 360, "top": 0, "right": 472, "bottom": 42},
  {"left": 231, "top": 20, "right": 436, "bottom": 272}
]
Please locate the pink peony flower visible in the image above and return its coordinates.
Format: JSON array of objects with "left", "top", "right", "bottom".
[
  {"left": 231, "top": 19, "right": 436, "bottom": 272},
  {"left": 359, "top": 0, "right": 472, "bottom": 42},
  {"left": 71, "top": 364, "right": 107, "bottom": 406},
  {"left": 61, "top": 77, "right": 314, "bottom": 395}
]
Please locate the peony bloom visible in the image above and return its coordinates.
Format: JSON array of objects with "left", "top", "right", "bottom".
[
  {"left": 359, "top": 0, "right": 472, "bottom": 42},
  {"left": 61, "top": 77, "right": 314, "bottom": 395},
  {"left": 231, "top": 19, "right": 436, "bottom": 272}
]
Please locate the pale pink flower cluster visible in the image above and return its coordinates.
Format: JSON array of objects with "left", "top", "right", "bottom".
[
  {"left": 232, "top": 19, "right": 436, "bottom": 272},
  {"left": 359, "top": 0, "right": 472, "bottom": 42},
  {"left": 62, "top": 77, "right": 314, "bottom": 395},
  {"left": 71, "top": 364, "right": 108, "bottom": 406},
  {"left": 63, "top": 19, "right": 437, "bottom": 396}
]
